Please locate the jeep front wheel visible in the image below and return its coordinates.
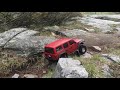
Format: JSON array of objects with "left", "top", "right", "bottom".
[{"left": 79, "top": 45, "right": 87, "bottom": 55}]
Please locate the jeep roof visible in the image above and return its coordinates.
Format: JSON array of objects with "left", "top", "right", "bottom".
[{"left": 45, "top": 38, "right": 72, "bottom": 48}]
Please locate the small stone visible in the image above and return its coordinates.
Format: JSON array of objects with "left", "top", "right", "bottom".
[
  {"left": 23, "top": 74, "right": 38, "bottom": 78},
  {"left": 82, "top": 53, "right": 92, "bottom": 58},
  {"left": 43, "top": 70, "right": 47, "bottom": 74},
  {"left": 92, "top": 46, "right": 102, "bottom": 52},
  {"left": 12, "top": 74, "right": 20, "bottom": 78}
]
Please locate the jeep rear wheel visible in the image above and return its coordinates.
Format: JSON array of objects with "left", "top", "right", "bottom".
[
  {"left": 75, "top": 50, "right": 80, "bottom": 56},
  {"left": 79, "top": 45, "right": 87, "bottom": 55}
]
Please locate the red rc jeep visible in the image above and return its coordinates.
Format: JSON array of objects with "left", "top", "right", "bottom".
[{"left": 44, "top": 38, "right": 87, "bottom": 61}]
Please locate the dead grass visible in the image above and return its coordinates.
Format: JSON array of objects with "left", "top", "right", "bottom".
[
  {"left": 102, "top": 43, "right": 120, "bottom": 55},
  {"left": 109, "top": 63, "right": 120, "bottom": 78},
  {"left": 0, "top": 51, "right": 28, "bottom": 77}
]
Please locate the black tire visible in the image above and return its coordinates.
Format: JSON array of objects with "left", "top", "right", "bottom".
[
  {"left": 75, "top": 50, "right": 80, "bottom": 56},
  {"left": 79, "top": 44, "right": 87, "bottom": 55}
]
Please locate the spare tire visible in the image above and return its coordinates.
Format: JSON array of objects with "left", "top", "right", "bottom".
[{"left": 79, "top": 44, "right": 87, "bottom": 55}]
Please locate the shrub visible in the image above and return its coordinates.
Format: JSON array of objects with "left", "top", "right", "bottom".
[{"left": 0, "top": 12, "right": 82, "bottom": 32}]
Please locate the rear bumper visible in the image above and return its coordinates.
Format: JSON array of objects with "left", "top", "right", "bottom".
[{"left": 45, "top": 57, "right": 58, "bottom": 61}]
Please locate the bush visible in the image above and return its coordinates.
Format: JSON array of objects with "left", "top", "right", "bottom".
[{"left": 0, "top": 12, "right": 82, "bottom": 32}]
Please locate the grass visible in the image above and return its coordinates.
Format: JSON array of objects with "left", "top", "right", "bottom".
[
  {"left": 0, "top": 50, "right": 41, "bottom": 77},
  {"left": 42, "top": 69, "right": 53, "bottom": 78},
  {"left": 73, "top": 54, "right": 109, "bottom": 78},
  {"left": 103, "top": 46, "right": 120, "bottom": 56},
  {"left": 109, "top": 62, "right": 120, "bottom": 78},
  {"left": 0, "top": 55, "right": 27, "bottom": 77}
]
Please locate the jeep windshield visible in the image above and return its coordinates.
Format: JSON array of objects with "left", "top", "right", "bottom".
[{"left": 45, "top": 47, "right": 54, "bottom": 54}]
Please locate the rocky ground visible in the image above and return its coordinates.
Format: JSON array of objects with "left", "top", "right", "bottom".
[{"left": 1, "top": 14, "right": 120, "bottom": 78}]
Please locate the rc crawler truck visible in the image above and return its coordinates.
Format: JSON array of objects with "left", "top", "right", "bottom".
[{"left": 44, "top": 38, "right": 87, "bottom": 61}]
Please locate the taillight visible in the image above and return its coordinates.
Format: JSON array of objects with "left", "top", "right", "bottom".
[{"left": 48, "top": 55, "right": 51, "bottom": 57}]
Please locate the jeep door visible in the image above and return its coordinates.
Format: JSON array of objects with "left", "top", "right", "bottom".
[{"left": 67, "top": 40, "right": 77, "bottom": 54}]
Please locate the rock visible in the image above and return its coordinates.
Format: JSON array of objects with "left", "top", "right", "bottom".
[
  {"left": 102, "top": 64, "right": 113, "bottom": 78},
  {"left": 0, "top": 27, "right": 39, "bottom": 48},
  {"left": 78, "top": 16, "right": 120, "bottom": 33},
  {"left": 102, "top": 54, "right": 120, "bottom": 63},
  {"left": 0, "top": 28, "right": 27, "bottom": 46},
  {"left": 51, "top": 32, "right": 56, "bottom": 36},
  {"left": 84, "top": 28, "right": 95, "bottom": 32},
  {"left": 52, "top": 58, "right": 88, "bottom": 78},
  {"left": 82, "top": 52, "right": 92, "bottom": 58},
  {"left": 4, "top": 36, "right": 56, "bottom": 56},
  {"left": 0, "top": 27, "right": 57, "bottom": 57},
  {"left": 92, "top": 46, "right": 102, "bottom": 52},
  {"left": 116, "top": 27, "right": 120, "bottom": 32},
  {"left": 91, "top": 15, "right": 120, "bottom": 21},
  {"left": 12, "top": 73, "right": 20, "bottom": 78},
  {"left": 44, "top": 25, "right": 60, "bottom": 31},
  {"left": 60, "top": 29, "right": 87, "bottom": 37},
  {"left": 23, "top": 74, "right": 38, "bottom": 78},
  {"left": 43, "top": 70, "right": 47, "bottom": 74}
]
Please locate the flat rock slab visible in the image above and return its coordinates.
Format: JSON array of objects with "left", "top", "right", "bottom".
[
  {"left": 4, "top": 36, "right": 57, "bottom": 56},
  {"left": 52, "top": 58, "right": 88, "bottom": 78},
  {"left": 60, "top": 29, "right": 87, "bottom": 37},
  {"left": 23, "top": 74, "right": 38, "bottom": 78},
  {"left": 102, "top": 54, "right": 120, "bottom": 63},
  {"left": 0, "top": 28, "right": 57, "bottom": 56},
  {"left": 12, "top": 73, "right": 20, "bottom": 78}
]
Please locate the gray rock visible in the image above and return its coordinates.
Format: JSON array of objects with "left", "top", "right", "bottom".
[
  {"left": 90, "top": 15, "right": 120, "bottom": 21},
  {"left": 4, "top": 36, "right": 57, "bottom": 56},
  {"left": 116, "top": 27, "right": 120, "bottom": 32},
  {"left": 78, "top": 16, "right": 120, "bottom": 33},
  {"left": 92, "top": 46, "right": 102, "bottom": 52},
  {"left": 102, "top": 54, "right": 120, "bottom": 63},
  {"left": 23, "top": 74, "right": 38, "bottom": 78},
  {"left": 0, "top": 28, "right": 27, "bottom": 46},
  {"left": 12, "top": 73, "right": 20, "bottom": 78},
  {"left": 60, "top": 29, "right": 87, "bottom": 37},
  {"left": 102, "top": 64, "right": 113, "bottom": 78},
  {"left": 0, "top": 28, "right": 56, "bottom": 56},
  {"left": 82, "top": 52, "right": 93, "bottom": 58},
  {"left": 52, "top": 58, "right": 88, "bottom": 78},
  {"left": 84, "top": 28, "right": 95, "bottom": 32},
  {"left": 0, "top": 28, "right": 39, "bottom": 47},
  {"left": 61, "top": 66, "right": 88, "bottom": 78},
  {"left": 44, "top": 25, "right": 60, "bottom": 31}
]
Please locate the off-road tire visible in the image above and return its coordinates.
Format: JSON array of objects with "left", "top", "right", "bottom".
[
  {"left": 75, "top": 50, "right": 80, "bottom": 56},
  {"left": 79, "top": 44, "right": 87, "bottom": 55}
]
